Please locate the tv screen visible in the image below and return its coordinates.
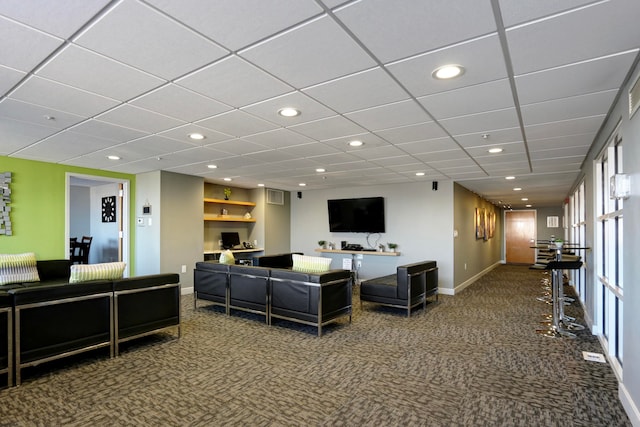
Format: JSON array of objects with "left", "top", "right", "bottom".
[
  {"left": 220, "top": 232, "right": 240, "bottom": 249},
  {"left": 327, "top": 197, "right": 385, "bottom": 233}
]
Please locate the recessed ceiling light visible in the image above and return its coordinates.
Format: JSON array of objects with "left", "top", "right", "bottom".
[
  {"left": 316, "top": 168, "right": 326, "bottom": 173},
  {"left": 416, "top": 172, "right": 425, "bottom": 176},
  {"left": 207, "top": 164, "right": 217, "bottom": 169},
  {"left": 521, "top": 197, "right": 529, "bottom": 201},
  {"left": 488, "top": 148, "right": 503, "bottom": 154},
  {"left": 189, "top": 133, "right": 205, "bottom": 140},
  {"left": 348, "top": 140, "right": 364, "bottom": 147},
  {"left": 525, "top": 204, "right": 532, "bottom": 207},
  {"left": 44, "top": 115, "right": 56, "bottom": 121},
  {"left": 257, "top": 183, "right": 265, "bottom": 187},
  {"left": 505, "top": 176, "right": 516, "bottom": 180},
  {"left": 514, "top": 187, "right": 522, "bottom": 191},
  {"left": 223, "top": 178, "right": 232, "bottom": 182},
  {"left": 432, "top": 64, "right": 465, "bottom": 80},
  {"left": 107, "top": 155, "right": 120, "bottom": 160},
  {"left": 278, "top": 107, "right": 300, "bottom": 117},
  {"left": 299, "top": 183, "right": 306, "bottom": 187}
]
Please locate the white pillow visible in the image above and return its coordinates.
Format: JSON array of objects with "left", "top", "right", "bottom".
[
  {"left": 292, "top": 254, "right": 332, "bottom": 274},
  {"left": 69, "top": 262, "right": 126, "bottom": 283},
  {"left": 0, "top": 252, "right": 40, "bottom": 286}
]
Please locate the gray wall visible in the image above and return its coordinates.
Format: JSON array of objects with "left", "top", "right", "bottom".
[
  {"left": 160, "top": 171, "right": 204, "bottom": 290},
  {"left": 453, "top": 184, "right": 503, "bottom": 290},
  {"left": 264, "top": 189, "right": 291, "bottom": 254},
  {"left": 579, "top": 60, "right": 640, "bottom": 423},
  {"left": 535, "top": 206, "right": 564, "bottom": 242},
  {"left": 135, "top": 171, "right": 161, "bottom": 276},
  {"left": 290, "top": 181, "right": 454, "bottom": 290}
]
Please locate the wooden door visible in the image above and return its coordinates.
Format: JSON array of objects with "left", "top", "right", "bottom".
[{"left": 505, "top": 210, "right": 536, "bottom": 264}]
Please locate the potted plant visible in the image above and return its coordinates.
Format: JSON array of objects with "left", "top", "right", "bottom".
[
  {"left": 223, "top": 187, "right": 231, "bottom": 200},
  {"left": 387, "top": 243, "right": 398, "bottom": 252},
  {"left": 318, "top": 240, "right": 327, "bottom": 249}
]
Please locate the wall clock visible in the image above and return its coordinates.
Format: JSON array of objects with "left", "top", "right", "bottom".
[{"left": 102, "top": 196, "right": 116, "bottom": 222}]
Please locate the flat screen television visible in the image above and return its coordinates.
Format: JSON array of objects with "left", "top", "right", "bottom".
[
  {"left": 327, "top": 197, "right": 385, "bottom": 233},
  {"left": 220, "top": 232, "right": 240, "bottom": 249}
]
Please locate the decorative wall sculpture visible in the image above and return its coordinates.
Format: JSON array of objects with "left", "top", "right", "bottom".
[{"left": 0, "top": 172, "right": 12, "bottom": 236}]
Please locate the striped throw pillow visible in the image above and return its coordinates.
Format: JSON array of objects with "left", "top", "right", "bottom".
[
  {"left": 292, "top": 254, "right": 332, "bottom": 274},
  {"left": 0, "top": 252, "right": 40, "bottom": 285},
  {"left": 69, "top": 262, "right": 126, "bottom": 283}
]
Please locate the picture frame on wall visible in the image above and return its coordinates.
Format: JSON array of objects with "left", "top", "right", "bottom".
[{"left": 475, "top": 208, "right": 485, "bottom": 240}]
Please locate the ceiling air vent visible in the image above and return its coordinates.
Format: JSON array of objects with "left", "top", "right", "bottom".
[
  {"left": 629, "top": 72, "right": 640, "bottom": 119},
  {"left": 267, "top": 189, "right": 284, "bottom": 205}
]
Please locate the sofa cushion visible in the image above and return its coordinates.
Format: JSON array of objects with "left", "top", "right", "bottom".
[
  {"left": 0, "top": 252, "right": 40, "bottom": 286},
  {"left": 69, "top": 262, "right": 126, "bottom": 283},
  {"left": 292, "top": 254, "right": 331, "bottom": 273}
]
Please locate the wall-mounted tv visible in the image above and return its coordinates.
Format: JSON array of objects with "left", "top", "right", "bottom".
[{"left": 327, "top": 197, "right": 385, "bottom": 233}]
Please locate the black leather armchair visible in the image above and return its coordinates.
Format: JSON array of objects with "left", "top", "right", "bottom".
[
  {"left": 112, "top": 274, "right": 180, "bottom": 356},
  {"left": 0, "top": 292, "right": 11, "bottom": 388},
  {"left": 10, "top": 281, "right": 113, "bottom": 385},
  {"left": 360, "top": 261, "right": 438, "bottom": 317},
  {"left": 269, "top": 269, "right": 352, "bottom": 336},
  {"left": 194, "top": 262, "right": 229, "bottom": 312}
]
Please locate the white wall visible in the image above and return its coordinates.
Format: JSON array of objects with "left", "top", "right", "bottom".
[
  {"left": 89, "top": 183, "right": 120, "bottom": 264},
  {"left": 290, "top": 181, "right": 454, "bottom": 289},
  {"left": 135, "top": 171, "right": 161, "bottom": 276}
]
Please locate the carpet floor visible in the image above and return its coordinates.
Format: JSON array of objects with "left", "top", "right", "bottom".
[{"left": 0, "top": 265, "right": 631, "bottom": 426}]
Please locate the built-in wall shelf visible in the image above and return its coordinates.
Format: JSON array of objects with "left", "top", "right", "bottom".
[
  {"left": 315, "top": 249, "right": 400, "bottom": 256},
  {"left": 204, "top": 198, "right": 256, "bottom": 207},
  {"left": 204, "top": 215, "right": 256, "bottom": 222}
]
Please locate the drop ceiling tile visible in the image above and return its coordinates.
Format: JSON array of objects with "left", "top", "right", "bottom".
[
  {"left": 118, "top": 135, "right": 196, "bottom": 159},
  {"left": 531, "top": 157, "right": 584, "bottom": 172},
  {"left": 0, "top": 0, "right": 111, "bottom": 39},
  {"left": 70, "top": 119, "right": 147, "bottom": 143},
  {"left": 529, "top": 145, "right": 590, "bottom": 160},
  {"left": 515, "top": 51, "right": 638, "bottom": 105},
  {"left": 37, "top": 45, "right": 165, "bottom": 101},
  {"left": 10, "top": 76, "right": 119, "bottom": 117},
  {"left": 0, "top": 65, "right": 26, "bottom": 95},
  {"left": 413, "top": 149, "right": 468, "bottom": 163},
  {"left": 289, "top": 115, "right": 367, "bottom": 141},
  {"left": 507, "top": 0, "right": 640, "bottom": 74},
  {"left": 371, "top": 155, "right": 421, "bottom": 167},
  {"left": 245, "top": 149, "right": 297, "bottom": 163},
  {"left": 0, "top": 117, "right": 59, "bottom": 154},
  {"left": 110, "top": 158, "right": 175, "bottom": 175},
  {"left": 0, "top": 98, "right": 85, "bottom": 129},
  {"left": 75, "top": 0, "right": 228, "bottom": 80},
  {"left": 465, "top": 141, "right": 526, "bottom": 157},
  {"left": 0, "top": 16, "right": 63, "bottom": 72},
  {"left": 351, "top": 145, "right": 408, "bottom": 161},
  {"left": 130, "top": 84, "right": 232, "bottom": 122},
  {"left": 335, "top": 0, "right": 496, "bottom": 63},
  {"left": 454, "top": 127, "right": 523, "bottom": 148},
  {"left": 283, "top": 142, "right": 342, "bottom": 158},
  {"left": 521, "top": 90, "right": 617, "bottom": 126},
  {"left": 243, "top": 129, "right": 315, "bottom": 149},
  {"left": 304, "top": 152, "right": 363, "bottom": 166},
  {"left": 421, "top": 156, "right": 478, "bottom": 169},
  {"left": 177, "top": 56, "right": 292, "bottom": 108},
  {"left": 345, "top": 100, "right": 431, "bottom": 132},
  {"left": 376, "top": 122, "right": 448, "bottom": 144},
  {"left": 211, "top": 155, "right": 263, "bottom": 170},
  {"left": 16, "top": 131, "right": 117, "bottom": 162},
  {"left": 395, "top": 137, "right": 458, "bottom": 155},
  {"left": 160, "top": 146, "right": 233, "bottom": 164},
  {"left": 387, "top": 35, "right": 507, "bottom": 98},
  {"left": 242, "top": 91, "right": 335, "bottom": 126},
  {"left": 321, "top": 132, "right": 389, "bottom": 151},
  {"left": 206, "top": 139, "right": 269, "bottom": 156},
  {"left": 240, "top": 15, "right": 376, "bottom": 89},
  {"left": 419, "top": 79, "right": 514, "bottom": 120},
  {"left": 479, "top": 162, "right": 531, "bottom": 175},
  {"left": 159, "top": 124, "right": 232, "bottom": 144},
  {"left": 197, "top": 110, "right": 279, "bottom": 137},
  {"left": 440, "top": 108, "right": 519, "bottom": 136},
  {"left": 147, "top": 0, "right": 322, "bottom": 51},
  {"left": 498, "top": 0, "right": 597, "bottom": 27},
  {"left": 303, "top": 67, "right": 409, "bottom": 114},
  {"left": 524, "top": 116, "right": 604, "bottom": 141},
  {"left": 474, "top": 152, "right": 527, "bottom": 166},
  {"left": 317, "top": 160, "right": 371, "bottom": 172},
  {"left": 96, "top": 104, "right": 185, "bottom": 134},
  {"left": 527, "top": 133, "right": 594, "bottom": 151}
]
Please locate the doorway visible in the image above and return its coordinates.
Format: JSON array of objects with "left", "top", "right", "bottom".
[
  {"left": 65, "top": 173, "right": 130, "bottom": 276},
  {"left": 505, "top": 210, "right": 536, "bottom": 264}
]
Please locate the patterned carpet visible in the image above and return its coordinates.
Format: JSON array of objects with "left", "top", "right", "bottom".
[{"left": 0, "top": 265, "right": 631, "bottom": 426}]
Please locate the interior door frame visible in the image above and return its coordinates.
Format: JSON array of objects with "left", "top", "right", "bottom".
[
  {"left": 504, "top": 209, "right": 537, "bottom": 265},
  {"left": 65, "top": 173, "right": 130, "bottom": 276}
]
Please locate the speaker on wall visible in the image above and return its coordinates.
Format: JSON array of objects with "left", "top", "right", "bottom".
[
  {"left": 297, "top": 191, "right": 302, "bottom": 199},
  {"left": 432, "top": 181, "right": 438, "bottom": 191}
]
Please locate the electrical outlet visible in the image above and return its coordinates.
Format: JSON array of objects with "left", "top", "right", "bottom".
[
  {"left": 464, "top": 263, "right": 467, "bottom": 270},
  {"left": 181, "top": 265, "right": 187, "bottom": 273},
  {"left": 356, "top": 261, "right": 362, "bottom": 269}
]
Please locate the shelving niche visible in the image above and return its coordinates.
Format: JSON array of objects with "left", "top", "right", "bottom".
[{"left": 204, "top": 198, "right": 256, "bottom": 222}]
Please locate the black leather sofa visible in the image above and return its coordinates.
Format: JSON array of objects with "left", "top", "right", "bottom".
[
  {"left": 360, "top": 261, "right": 438, "bottom": 317},
  {"left": 0, "top": 291, "right": 12, "bottom": 388},
  {"left": 194, "top": 260, "right": 352, "bottom": 336},
  {"left": 252, "top": 252, "right": 302, "bottom": 268},
  {"left": 2, "top": 260, "right": 180, "bottom": 386}
]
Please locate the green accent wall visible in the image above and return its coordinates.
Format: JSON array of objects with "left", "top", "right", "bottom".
[{"left": 0, "top": 156, "right": 136, "bottom": 267}]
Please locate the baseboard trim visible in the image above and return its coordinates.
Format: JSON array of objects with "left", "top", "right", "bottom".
[
  {"left": 440, "top": 261, "right": 503, "bottom": 296},
  {"left": 181, "top": 286, "right": 194, "bottom": 296},
  {"left": 620, "top": 382, "right": 640, "bottom": 427}
]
